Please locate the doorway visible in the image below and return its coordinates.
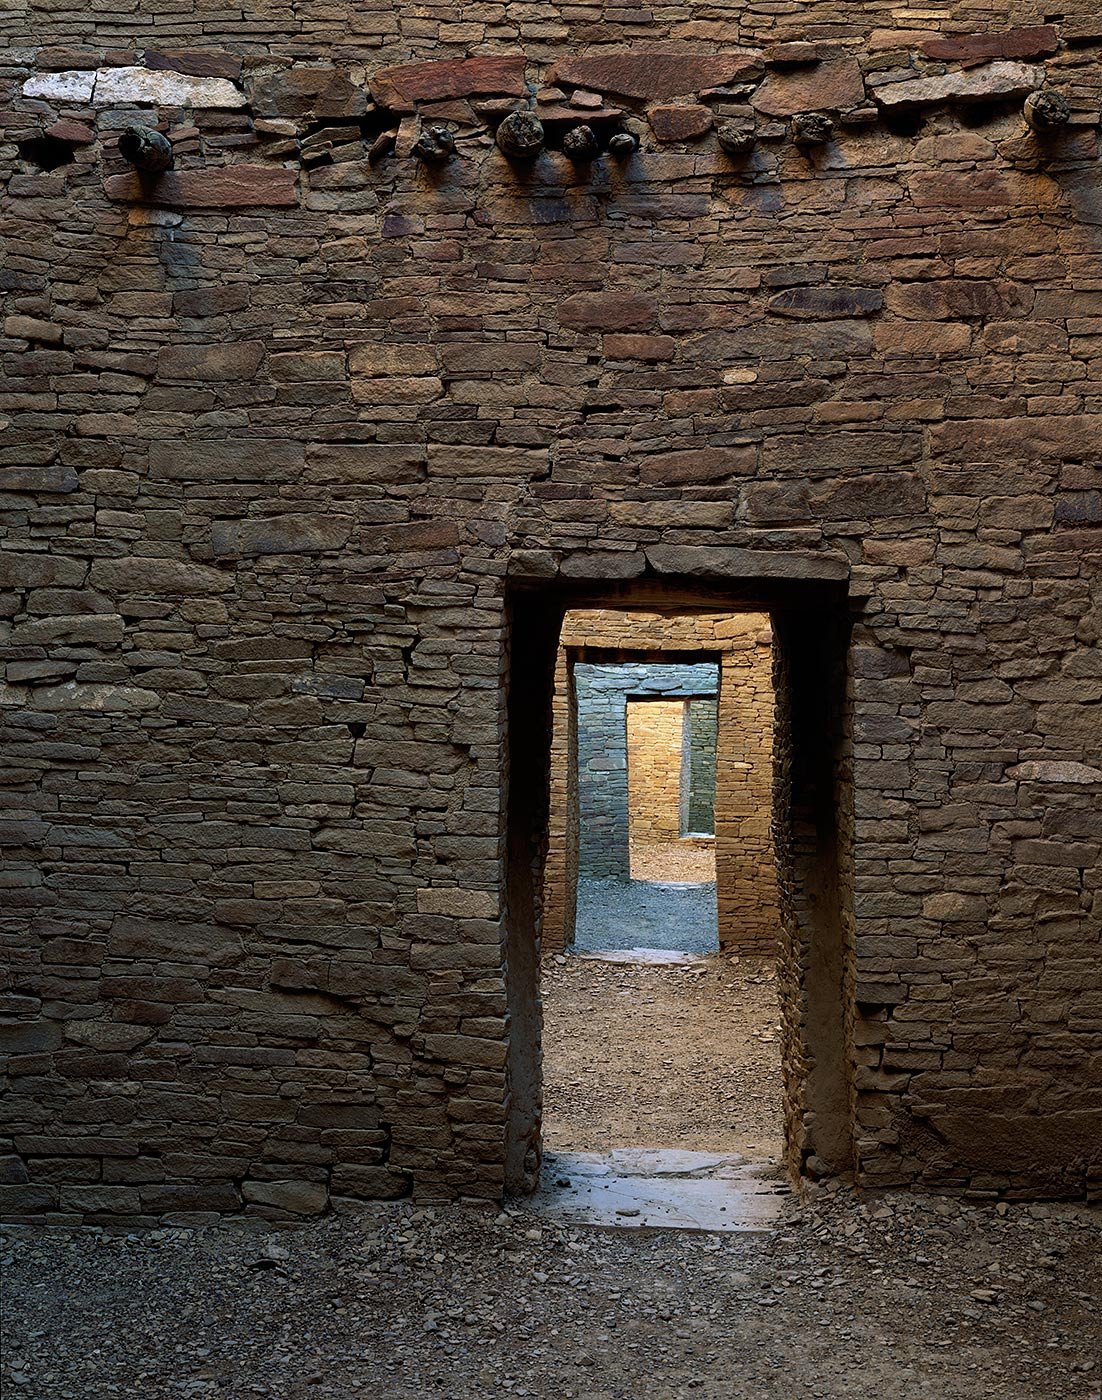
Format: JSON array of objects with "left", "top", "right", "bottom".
[{"left": 503, "top": 577, "right": 856, "bottom": 1200}]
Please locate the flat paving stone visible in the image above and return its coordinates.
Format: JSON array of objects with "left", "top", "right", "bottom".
[
  {"left": 574, "top": 947, "right": 708, "bottom": 965},
  {"left": 526, "top": 1148, "right": 787, "bottom": 1233}
]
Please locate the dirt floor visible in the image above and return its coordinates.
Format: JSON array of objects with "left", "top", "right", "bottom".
[
  {"left": 541, "top": 953, "right": 784, "bottom": 1157},
  {"left": 5, "top": 1186, "right": 1101, "bottom": 1400},
  {"left": 630, "top": 840, "right": 716, "bottom": 883}
]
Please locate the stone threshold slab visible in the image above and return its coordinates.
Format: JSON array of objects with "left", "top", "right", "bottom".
[
  {"left": 525, "top": 1148, "right": 787, "bottom": 1232},
  {"left": 573, "top": 947, "right": 711, "bottom": 966}
]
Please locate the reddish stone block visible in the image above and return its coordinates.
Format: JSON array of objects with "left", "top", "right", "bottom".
[
  {"left": 921, "top": 26, "right": 1058, "bottom": 64},
  {"left": 46, "top": 119, "right": 95, "bottom": 145},
  {"left": 602, "top": 333, "right": 676, "bottom": 361},
  {"left": 143, "top": 47, "right": 243, "bottom": 80},
  {"left": 103, "top": 166, "right": 298, "bottom": 209},
  {"left": 370, "top": 56, "right": 527, "bottom": 109},
  {"left": 751, "top": 56, "right": 865, "bottom": 117},
  {"left": 639, "top": 446, "right": 757, "bottom": 485},
  {"left": 549, "top": 50, "right": 763, "bottom": 100},
  {"left": 156, "top": 342, "right": 265, "bottom": 382},
  {"left": 767, "top": 286, "right": 884, "bottom": 319},
  {"left": 557, "top": 292, "right": 657, "bottom": 332},
  {"left": 648, "top": 104, "right": 714, "bottom": 141}
]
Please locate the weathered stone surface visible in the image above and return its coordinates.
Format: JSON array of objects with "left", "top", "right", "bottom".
[
  {"left": 751, "top": 57, "right": 865, "bottom": 117},
  {"left": 416, "top": 888, "right": 499, "bottom": 918},
  {"left": 768, "top": 287, "right": 883, "bottom": 319},
  {"left": 269, "top": 351, "right": 347, "bottom": 381},
  {"left": 558, "top": 292, "right": 657, "bottom": 331},
  {"left": 210, "top": 516, "right": 354, "bottom": 557},
  {"left": 5, "top": 314, "right": 63, "bottom": 344},
  {"left": 930, "top": 416, "right": 1102, "bottom": 462},
  {"left": 874, "top": 61, "right": 1043, "bottom": 111},
  {"left": 109, "top": 917, "right": 243, "bottom": 968},
  {"left": 1008, "top": 761, "right": 1102, "bottom": 784},
  {"left": 371, "top": 56, "right": 526, "bottom": 108},
  {"left": 89, "top": 557, "right": 232, "bottom": 596},
  {"left": 549, "top": 51, "right": 763, "bottom": 100},
  {"left": 921, "top": 26, "right": 1058, "bottom": 63},
  {"left": 241, "top": 1180, "right": 328, "bottom": 1215},
  {"left": 21, "top": 70, "right": 94, "bottom": 102},
  {"left": 104, "top": 167, "right": 298, "bottom": 209},
  {"left": 0, "top": 466, "right": 79, "bottom": 493},
  {"left": 25, "top": 66, "right": 245, "bottom": 107},
  {"left": 97, "top": 66, "right": 245, "bottom": 106},
  {"left": 249, "top": 66, "right": 368, "bottom": 120},
  {"left": 0, "top": 1020, "right": 63, "bottom": 1054},
  {"left": 148, "top": 441, "right": 304, "bottom": 481},
  {"left": 157, "top": 342, "right": 265, "bottom": 382},
  {"left": 648, "top": 104, "right": 714, "bottom": 142},
  {"left": 0, "top": 553, "right": 85, "bottom": 588},
  {"left": 143, "top": 48, "right": 243, "bottom": 81},
  {"left": 45, "top": 118, "right": 95, "bottom": 144},
  {"left": 640, "top": 446, "right": 757, "bottom": 484},
  {"left": 645, "top": 545, "right": 849, "bottom": 581}
]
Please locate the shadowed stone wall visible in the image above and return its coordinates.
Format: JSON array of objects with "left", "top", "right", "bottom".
[{"left": 3, "top": 5, "right": 1102, "bottom": 1220}]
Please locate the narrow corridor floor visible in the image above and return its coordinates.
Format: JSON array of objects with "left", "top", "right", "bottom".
[
  {"left": 573, "top": 876, "right": 719, "bottom": 956},
  {"left": 541, "top": 952, "right": 784, "bottom": 1159}
]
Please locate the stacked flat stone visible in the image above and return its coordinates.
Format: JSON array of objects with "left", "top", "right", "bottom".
[{"left": 2, "top": 11, "right": 1102, "bottom": 1224}]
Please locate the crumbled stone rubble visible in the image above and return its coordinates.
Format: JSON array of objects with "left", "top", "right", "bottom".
[{"left": 3, "top": 1188, "right": 1099, "bottom": 1399}]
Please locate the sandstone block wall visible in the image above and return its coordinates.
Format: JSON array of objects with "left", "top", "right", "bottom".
[
  {"left": 3, "top": 2, "right": 1102, "bottom": 1219},
  {"left": 542, "top": 609, "right": 778, "bottom": 954}
]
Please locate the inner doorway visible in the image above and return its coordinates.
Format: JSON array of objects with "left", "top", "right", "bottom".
[{"left": 536, "top": 606, "right": 788, "bottom": 1219}]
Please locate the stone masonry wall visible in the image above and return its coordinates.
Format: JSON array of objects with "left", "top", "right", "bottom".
[
  {"left": 543, "top": 609, "right": 778, "bottom": 954},
  {"left": 686, "top": 698, "right": 719, "bottom": 834},
  {"left": 3, "top": 5, "right": 1102, "bottom": 1220}
]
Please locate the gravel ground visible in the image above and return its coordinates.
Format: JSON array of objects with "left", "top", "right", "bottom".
[
  {"left": 4, "top": 1187, "right": 1100, "bottom": 1400},
  {"left": 541, "top": 954, "right": 784, "bottom": 1156},
  {"left": 574, "top": 877, "right": 718, "bottom": 955},
  {"left": 630, "top": 842, "right": 716, "bottom": 883}
]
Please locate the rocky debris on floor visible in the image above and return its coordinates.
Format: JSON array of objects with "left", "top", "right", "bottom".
[{"left": 2, "top": 1183, "right": 1099, "bottom": 1400}]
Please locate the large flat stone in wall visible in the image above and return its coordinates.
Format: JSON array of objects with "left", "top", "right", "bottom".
[
  {"left": 768, "top": 286, "right": 884, "bottom": 319},
  {"left": 143, "top": 49, "right": 243, "bottom": 81},
  {"left": 645, "top": 544, "right": 849, "bottom": 581},
  {"left": 558, "top": 292, "right": 657, "bottom": 332},
  {"left": 370, "top": 56, "right": 526, "bottom": 108},
  {"left": 104, "top": 167, "right": 298, "bottom": 209},
  {"left": 89, "top": 556, "right": 232, "bottom": 596},
  {"left": 549, "top": 51, "right": 763, "bottom": 99},
  {"left": 751, "top": 56, "right": 865, "bottom": 117},
  {"left": 873, "top": 61, "right": 1042, "bottom": 111},
  {"left": 156, "top": 342, "right": 265, "bottom": 382},
  {"left": 24, "top": 66, "right": 246, "bottom": 106},
  {"left": 149, "top": 440, "right": 304, "bottom": 482},
  {"left": 210, "top": 515, "right": 354, "bottom": 557},
  {"left": 920, "top": 26, "right": 1058, "bottom": 63}
]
